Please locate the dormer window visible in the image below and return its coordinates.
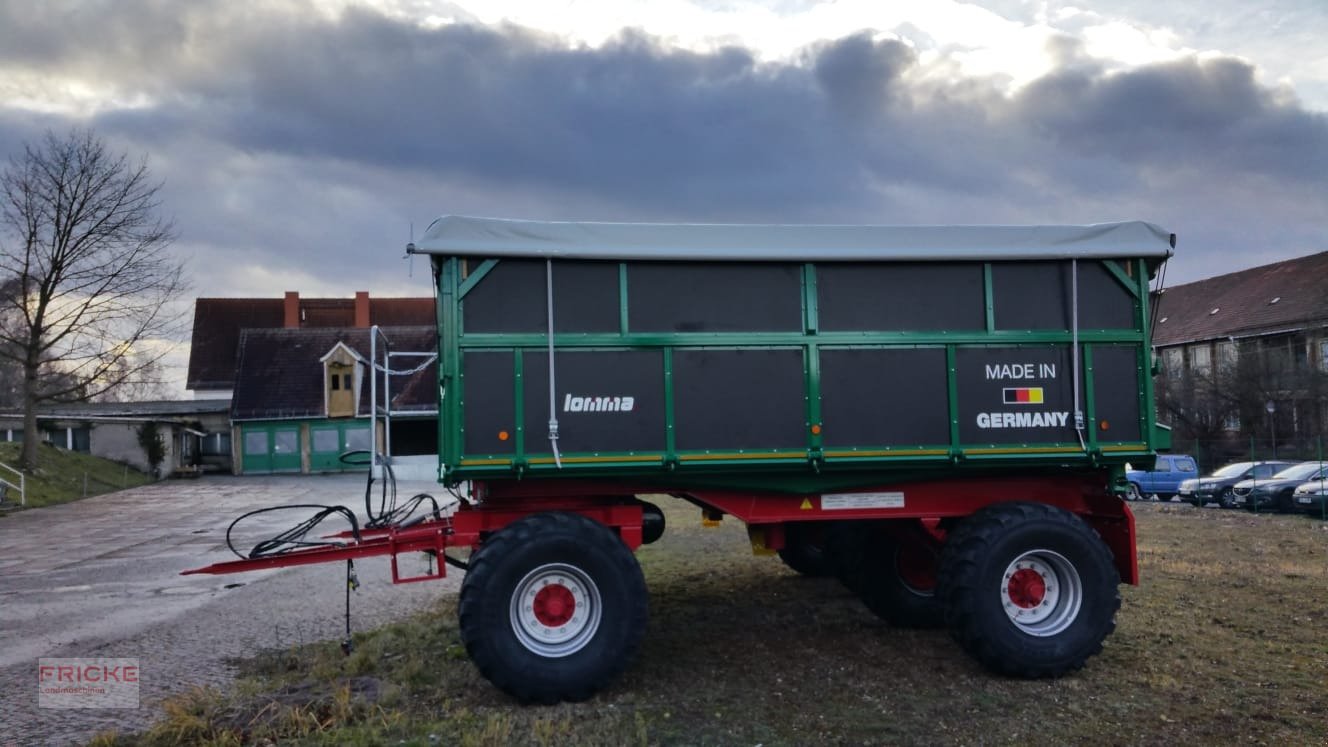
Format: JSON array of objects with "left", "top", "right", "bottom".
[{"left": 320, "top": 342, "right": 365, "bottom": 419}]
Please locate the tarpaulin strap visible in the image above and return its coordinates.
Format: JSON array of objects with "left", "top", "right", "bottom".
[{"left": 546, "top": 259, "right": 563, "bottom": 468}]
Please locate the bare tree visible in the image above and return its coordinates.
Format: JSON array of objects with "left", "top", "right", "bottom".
[{"left": 0, "top": 129, "right": 187, "bottom": 471}]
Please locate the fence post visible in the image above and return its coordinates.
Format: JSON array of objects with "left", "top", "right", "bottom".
[
  {"left": 1320, "top": 437, "right": 1325, "bottom": 522},
  {"left": 83, "top": 472, "right": 88, "bottom": 498}
]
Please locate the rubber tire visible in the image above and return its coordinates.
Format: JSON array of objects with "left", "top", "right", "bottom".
[
  {"left": 458, "top": 512, "right": 648, "bottom": 704},
  {"left": 1217, "top": 488, "right": 1235, "bottom": 509},
  {"left": 851, "top": 535, "right": 945, "bottom": 628},
  {"left": 937, "top": 502, "right": 1120, "bottom": 678},
  {"left": 822, "top": 522, "right": 872, "bottom": 594},
  {"left": 777, "top": 523, "right": 833, "bottom": 577},
  {"left": 1125, "top": 483, "right": 1142, "bottom": 501}
]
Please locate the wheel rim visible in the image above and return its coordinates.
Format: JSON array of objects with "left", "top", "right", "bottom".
[
  {"left": 1127, "top": 484, "right": 1141, "bottom": 500},
  {"left": 510, "top": 563, "right": 602, "bottom": 657},
  {"left": 894, "top": 545, "right": 937, "bottom": 596},
  {"left": 999, "top": 550, "right": 1082, "bottom": 637}
]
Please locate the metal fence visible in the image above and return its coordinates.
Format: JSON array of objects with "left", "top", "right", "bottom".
[{"left": 1160, "top": 435, "right": 1327, "bottom": 520}]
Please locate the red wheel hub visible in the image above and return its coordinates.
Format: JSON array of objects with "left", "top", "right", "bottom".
[
  {"left": 1006, "top": 568, "right": 1046, "bottom": 609},
  {"left": 896, "top": 545, "right": 938, "bottom": 592},
  {"left": 532, "top": 584, "right": 576, "bottom": 627}
]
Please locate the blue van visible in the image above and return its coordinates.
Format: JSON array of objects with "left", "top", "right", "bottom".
[{"left": 1125, "top": 454, "right": 1199, "bottom": 500}]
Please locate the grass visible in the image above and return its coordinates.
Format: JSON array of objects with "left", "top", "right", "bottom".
[
  {"left": 96, "top": 499, "right": 1328, "bottom": 746},
  {"left": 0, "top": 440, "right": 154, "bottom": 512}
]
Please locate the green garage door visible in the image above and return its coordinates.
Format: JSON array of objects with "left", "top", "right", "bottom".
[
  {"left": 310, "top": 421, "right": 372, "bottom": 472},
  {"left": 241, "top": 424, "right": 302, "bottom": 473}
]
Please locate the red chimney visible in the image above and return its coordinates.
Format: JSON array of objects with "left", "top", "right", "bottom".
[
  {"left": 284, "top": 291, "right": 300, "bottom": 328},
  {"left": 354, "top": 291, "right": 370, "bottom": 328}
]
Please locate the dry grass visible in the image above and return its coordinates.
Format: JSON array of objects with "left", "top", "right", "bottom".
[{"left": 103, "top": 500, "right": 1328, "bottom": 746}]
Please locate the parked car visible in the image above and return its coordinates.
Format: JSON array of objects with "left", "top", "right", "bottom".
[
  {"left": 1231, "top": 462, "right": 1327, "bottom": 512},
  {"left": 1177, "top": 461, "right": 1298, "bottom": 508},
  {"left": 1125, "top": 454, "right": 1199, "bottom": 500},
  {"left": 1292, "top": 479, "right": 1328, "bottom": 517}
]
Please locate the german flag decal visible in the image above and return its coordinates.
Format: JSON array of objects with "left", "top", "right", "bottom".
[{"left": 1002, "top": 387, "right": 1045, "bottom": 404}]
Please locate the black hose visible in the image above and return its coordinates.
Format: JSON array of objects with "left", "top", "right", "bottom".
[{"left": 225, "top": 504, "right": 361, "bottom": 559}]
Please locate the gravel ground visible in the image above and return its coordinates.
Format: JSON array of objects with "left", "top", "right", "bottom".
[{"left": 0, "top": 474, "right": 459, "bottom": 747}]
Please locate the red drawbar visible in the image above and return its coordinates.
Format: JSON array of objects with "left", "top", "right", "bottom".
[{"left": 183, "top": 474, "right": 1138, "bottom": 587}]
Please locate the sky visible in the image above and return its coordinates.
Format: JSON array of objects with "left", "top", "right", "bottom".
[{"left": 1, "top": 0, "right": 1326, "bottom": 391}]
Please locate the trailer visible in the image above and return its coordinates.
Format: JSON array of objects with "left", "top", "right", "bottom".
[{"left": 187, "top": 216, "right": 1175, "bottom": 703}]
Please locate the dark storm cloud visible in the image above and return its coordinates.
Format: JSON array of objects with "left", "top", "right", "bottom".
[
  {"left": 1, "top": 0, "right": 1326, "bottom": 288},
  {"left": 1015, "top": 55, "right": 1328, "bottom": 183}
]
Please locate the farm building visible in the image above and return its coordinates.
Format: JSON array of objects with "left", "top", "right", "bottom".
[
  {"left": 1152, "top": 251, "right": 1328, "bottom": 462},
  {"left": 187, "top": 291, "right": 437, "bottom": 474}
]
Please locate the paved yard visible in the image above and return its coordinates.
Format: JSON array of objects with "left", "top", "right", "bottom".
[{"left": 0, "top": 474, "right": 459, "bottom": 747}]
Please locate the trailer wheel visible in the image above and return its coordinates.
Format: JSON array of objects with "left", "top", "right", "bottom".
[
  {"left": 458, "top": 512, "right": 648, "bottom": 704},
  {"left": 852, "top": 535, "right": 944, "bottom": 628},
  {"left": 777, "top": 523, "right": 833, "bottom": 577},
  {"left": 1125, "top": 483, "right": 1142, "bottom": 501},
  {"left": 823, "top": 522, "right": 872, "bottom": 593},
  {"left": 937, "top": 503, "right": 1120, "bottom": 678}
]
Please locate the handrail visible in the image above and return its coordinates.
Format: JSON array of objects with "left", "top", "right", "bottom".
[{"left": 0, "top": 460, "right": 25, "bottom": 506}]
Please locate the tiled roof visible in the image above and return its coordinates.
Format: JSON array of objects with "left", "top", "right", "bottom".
[
  {"left": 187, "top": 296, "right": 434, "bottom": 390},
  {"left": 0, "top": 399, "right": 231, "bottom": 420},
  {"left": 1152, "top": 251, "right": 1328, "bottom": 347},
  {"left": 231, "top": 326, "right": 437, "bottom": 420},
  {"left": 187, "top": 299, "right": 284, "bottom": 389},
  {"left": 372, "top": 298, "right": 435, "bottom": 327}
]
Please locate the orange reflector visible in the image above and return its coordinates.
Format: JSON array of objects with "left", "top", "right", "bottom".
[
  {"left": 1099, "top": 420, "right": 1110, "bottom": 431},
  {"left": 498, "top": 430, "right": 510, "bottom": 441},
  {"left": 810, "top": 424, "right": 822, "bottom": 435}
]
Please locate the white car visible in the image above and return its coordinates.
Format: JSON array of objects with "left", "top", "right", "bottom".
[{"left": 1292, "top": 479, "right": 1328, "bottom": 517}]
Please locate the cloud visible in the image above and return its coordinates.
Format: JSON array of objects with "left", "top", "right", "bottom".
[{"left": 0, "top": 0, "right": 1324, "bottom": 299}]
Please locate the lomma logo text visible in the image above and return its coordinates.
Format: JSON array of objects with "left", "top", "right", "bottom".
[{"left": 564, "top": 394, "right": 635, "bottom": 412}]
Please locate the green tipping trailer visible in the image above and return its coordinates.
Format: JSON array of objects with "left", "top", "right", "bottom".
[
  {"left": 187, "top": 216, "right": 1176, "bottom": 706},
  {"left": 422, "top": 216, "right": 1172, "bottom": 490}
]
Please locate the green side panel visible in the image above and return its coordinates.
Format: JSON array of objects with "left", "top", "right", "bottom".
[{"left": 432, "top": 256, "right": 1166, "bottom": 488}]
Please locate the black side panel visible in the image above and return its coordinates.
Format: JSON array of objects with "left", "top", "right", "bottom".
[
  {"left": 817, "top": 263, "right": 985, "bottom": 331},
  {"left": 1077, "top": 262, "right": 1137, "bottom": 330},
  {"left": 955, "top": 346, "right": 1076, "bottom": 444},
  {"left": 463, "top": 259, "right": 619, "bottom": 334},
  {"left": 819, "top": 348, "right": 950, "bottom": 446},
  {"left": 992, "top": 261, "right": 1069, "bottom": 330},
  {"left": 628, "top": 262, "right": 802, "bottom": 332},
  {"left": 673, "top": 349, "right": 806, "bottom": 450},
  {"left": 523, "top": 350, "right": 665, "bottom": 454},
  {"left": 993, "top": 260, "right": 1136, "bottom": 331},
  {"left": 1090, "top": 344, "right": 1143, "bottom": 442},
  {"left": 461, "top": 351, "right": 515, "bottom": 455}
]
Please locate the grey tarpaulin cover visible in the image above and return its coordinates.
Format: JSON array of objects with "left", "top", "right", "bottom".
[{"left": 411, "top": 215, "right": 1175, "bottom": 261}]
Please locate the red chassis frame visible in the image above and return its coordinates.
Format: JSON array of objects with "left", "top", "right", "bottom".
[{"left": 183, "top": 474, "right": 1138, "bottom": 586}]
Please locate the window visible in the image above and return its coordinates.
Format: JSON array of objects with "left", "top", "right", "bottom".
[
  {"left": 313, "top": 429, "right": 340, "bottom": 452},
  {"left": 244, "top": 431, "right": 269, "bottom": 455},
  {"left": 1321, "top": 340, "right": 1328, "bottom": 371},
  {"left": 1217, "top": 341, "right": 1237, "bottom": 372},
  {"left": 199, "top": 432, "right": 231, "bottom": 456},
  {"left": 273, "top": 430, "right": 298, "bottom": 454},
  {"left": 1162, "top": 348, "right": 1182, "bottom": 376},
  {"left": 1223, "top": 412, "right": 1240, "bottom": 431},
  {"left": 1190, "top": 344, "right": 1211, "bottom": 376},
  {"left": 327, "top": 361, "right": 356, "bottom": 418},
  {"left": 345, "top": 427, "right": 371, "bottom": 451}
]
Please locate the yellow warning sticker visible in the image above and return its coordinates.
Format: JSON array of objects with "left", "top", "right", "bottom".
[{"left": 799, "top": 498, "right": 813, "bottom": 510}]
